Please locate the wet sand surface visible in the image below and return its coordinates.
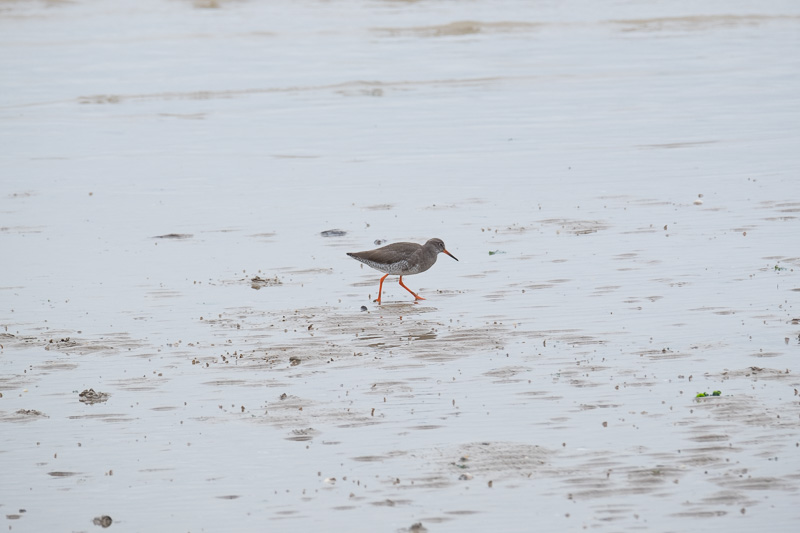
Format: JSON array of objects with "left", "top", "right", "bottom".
[{"left": 2, "top": 0, "right": 800, "bottom": 531}]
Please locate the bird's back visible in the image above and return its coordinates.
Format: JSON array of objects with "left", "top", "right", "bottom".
[{"left": 347, "top": 241, "right": 431, "bottom": 275}]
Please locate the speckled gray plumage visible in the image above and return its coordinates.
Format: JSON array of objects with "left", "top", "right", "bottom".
[{"left": 347, "top": 238, "right": 457, "bottom": 276}]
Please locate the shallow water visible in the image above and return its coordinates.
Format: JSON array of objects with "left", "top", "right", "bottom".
[{"left": 2, "top": 0, "right": 800, "bottom": 531}]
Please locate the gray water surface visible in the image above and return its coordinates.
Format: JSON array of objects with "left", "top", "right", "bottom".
[{"left": 2, "top": 1, "right": 799, "bottom": 531}]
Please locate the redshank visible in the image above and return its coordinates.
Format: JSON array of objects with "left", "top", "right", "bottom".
[{"left": 347, "top": 238, "right": 458, "bottom": 304}]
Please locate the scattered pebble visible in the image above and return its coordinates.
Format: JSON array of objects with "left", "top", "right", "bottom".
[
  {"left": 92, "top": 515, "right": 113, "bottom": 528},
  {"left": 320, "top": 229, "right": 347, "bottom": 237},
  {"left": 79, "top": 389, "right": 110, "bottom": 405},
  {"left": 15, "top": 409, "right": 47, "bottom": 418},
  {"left": 152, "top": 233, "right": 192, "bottom": 239},
  {"left": 251, "top": 275, "right": 282, "bottom": 290}
]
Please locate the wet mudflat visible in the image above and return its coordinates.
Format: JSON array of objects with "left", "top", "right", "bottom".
[{"left": 2, "top": 0, "right": 800, "bottom": 531}]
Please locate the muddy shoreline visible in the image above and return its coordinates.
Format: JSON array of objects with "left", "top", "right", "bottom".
[{"left": 2, "top": 0, "right": 800, "bottom": 531}]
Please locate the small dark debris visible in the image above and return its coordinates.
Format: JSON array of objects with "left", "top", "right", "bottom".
[
  {"left": 360, "top": 306, "right": 368, "bottom": 312},
  {"left": 374, "top": 239, "right": 386, "bottom": 245},
  {"left": 16, "top": 409, "right": 47, "bottom": 417},
  {"left": 289, "top": 356, "right": 301, "bottom": 366},
  {"left": 92, "top": 515, "right": 113, "bottom": 528},
  {"left": 79, "top": 389, "right": 110, "bottom": 404},
  {"left": 321, "top": 229, "right": 347, "bottom": 237},
  {"left": 153, "top": 233, "right": 193, "bottom": 240},
  {"left": 409, "top": 523, "right": 428, "bottom": 533},
  {"left": 251, "top": 275, "right": 281, "bottom": 290},
  {"left": 279, "top": 393, "right": 288, "bottom": 400}
]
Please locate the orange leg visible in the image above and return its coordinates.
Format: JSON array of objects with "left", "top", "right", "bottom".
[
  {"left": 398, "top": 276, "right": 425, "bottom": 301},
  {"left": 374, "top": 274, "right": 389, "bottom": 304}
]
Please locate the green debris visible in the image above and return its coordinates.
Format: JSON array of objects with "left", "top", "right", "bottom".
[
  {"left": 774, "top": 264, "right": 787, "bottom": 271},
  {"left": 488, "top": 250, "right": 506, "bottom": 256},
  {"left": 696, "top": 391, "right": 722, "bottom": 398}
]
